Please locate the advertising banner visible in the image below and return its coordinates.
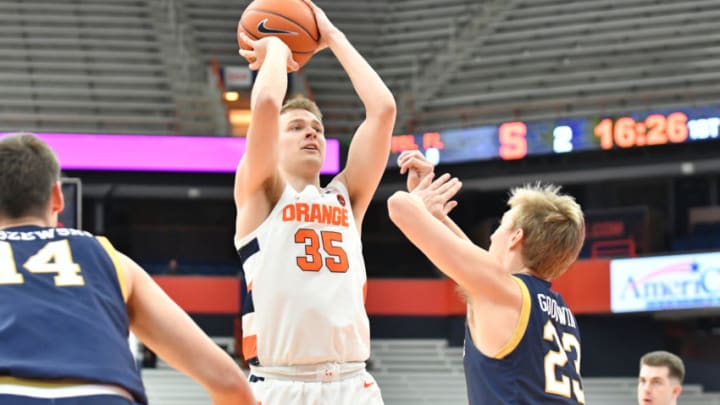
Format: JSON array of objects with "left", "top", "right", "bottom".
[{"left": 610, "top": 252, "right": 720, "bottom": 313}]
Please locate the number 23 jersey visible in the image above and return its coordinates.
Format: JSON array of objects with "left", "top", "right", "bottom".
[
  {"left": 464, "top": 274, "right": 584, "bottom": 404},
  {"left": 235, "top": 181, "right": 370, "bottom": 366}
]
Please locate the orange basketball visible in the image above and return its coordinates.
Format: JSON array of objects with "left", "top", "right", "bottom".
[{"left": 238, "top": 0, "right": 319, "bottom": 69}]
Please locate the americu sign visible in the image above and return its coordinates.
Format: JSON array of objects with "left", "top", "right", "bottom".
[{"left": 610, "top": 251, "right": 720, "bottom": 313}]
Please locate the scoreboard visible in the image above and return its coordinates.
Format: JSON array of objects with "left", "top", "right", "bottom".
[{"left": 388, "top": 105, "right": 720, "bottom": 166}]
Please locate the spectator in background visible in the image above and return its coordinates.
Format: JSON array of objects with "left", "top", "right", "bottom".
[{"left": 638, "top": 351, "right": 685, "bottom": 405}]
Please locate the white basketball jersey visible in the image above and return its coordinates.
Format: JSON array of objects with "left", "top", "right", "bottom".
[{"left": 235, "top": 180, "right": 370, "bottom": 366}]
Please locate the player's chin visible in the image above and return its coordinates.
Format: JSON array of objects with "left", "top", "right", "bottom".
[{"left": 301, "top": 154, "right": 324, "bottom": 167}]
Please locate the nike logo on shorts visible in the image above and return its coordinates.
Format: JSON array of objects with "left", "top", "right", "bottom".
[{"left": 363, "top": 381, "right": 375, "bottom": 388}]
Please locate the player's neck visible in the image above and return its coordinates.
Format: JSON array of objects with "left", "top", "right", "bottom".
[
  {"left": 284, "top": 173, "right": 321, "bottom": 193},
  {"left": 0, "top": 216, "right": 52, "bottom": 229},
  {"left": 517, "top": 267, "right": 545, "bottom": 280},
  {"left": 281, "top": 159, "right": 322, "bottom": 189}
]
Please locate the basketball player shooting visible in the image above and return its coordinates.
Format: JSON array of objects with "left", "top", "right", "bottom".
[{"left": 234, "top": 0, "right": 396, "bottom": 404}]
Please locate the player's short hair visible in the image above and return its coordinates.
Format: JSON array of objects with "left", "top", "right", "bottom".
[
  {"left": 281, "top": 94, "right": 323, "bottom": 122},
  {"left": 507, "top": 183, "right": 585, "bottom": 280},
  {"left": 0, "top": 133, "right": 60, "bottom": 219},
  {"left": 640, "top": 351, "right": 685, "bottom": 383}
]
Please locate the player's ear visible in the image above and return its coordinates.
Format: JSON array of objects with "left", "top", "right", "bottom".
[
  {"left": 672, "top": 383, "right": 683, "bottom": 398},
  {"left": 50, "top": 181, "right": 65, "bottom": 215},
  {"left": 509, "top": 228, "right": 524, "bottom": 249}
]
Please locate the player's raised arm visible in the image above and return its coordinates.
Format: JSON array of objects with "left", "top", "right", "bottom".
[
  {"left": 303, "top": 0, "right": 396, "bottom": 223},
  {"left": 397, "top": 151, "right": 469, "bottom": 241},
  {"left": 387, "top": 174, "right": 522, "bottom": 305},
  {"left": 122, "top": 253, "right": 257, "bottom": 405},
  {"left": 234, "top": 34, "right": 297, "bottom": 206}
]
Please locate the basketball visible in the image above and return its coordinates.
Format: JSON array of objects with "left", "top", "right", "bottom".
[{"left": 238, "top": 0, "right": 319, "bottom": 69}]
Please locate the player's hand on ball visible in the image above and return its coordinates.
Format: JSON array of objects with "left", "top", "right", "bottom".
[
  {"left": 301, "top": 0, "right": 338, "bottom": 52},
  {"left": 238, "top": 33, "right": 299, "bottom": 72}
]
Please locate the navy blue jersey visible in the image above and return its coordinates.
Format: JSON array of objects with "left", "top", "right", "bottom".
[
  {"left": 0, "top": 226, "right": 146, "bottom": 404},
  {"left": 464, "top": 274, "right": 584, "bottom": 405}
]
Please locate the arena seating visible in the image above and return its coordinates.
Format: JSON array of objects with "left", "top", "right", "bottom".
[
  {"left": 179, "top": 0, "right": 241, "bottom": 68},
  {"left": 168, "top": 0, "right": 490, "bottom": 138},
  {"left": 0, "top": 0, "right": 178, "bottom": 134},
  {"left": 370, "top": 339, "right": 467, "bottom": 405},
  {"left": 177, "top": 0, "right": 716, "bottom": 135},
  {"left": 304, "top": 0, "right": 490, "bottom": 138},
  {"left": 143, "top": 339, "right": 720, "bottom": 405},
  {"left": 147, "top": 0, "right": 230, "bottom": 135},
  {"left": 299, "top": 0, "right": 386, "bottom": 139},
  {"left": 412, "top": 0, "right": 720, "bottom": 132},
  {"left": 376, "top": 0, "right": 504, "bottom": 132},
  {"left": 4, "top": 0, "right": 720, "bottom": 138},
  {"left": 144, "top": 368, "right": 212, "bottom": 405}
]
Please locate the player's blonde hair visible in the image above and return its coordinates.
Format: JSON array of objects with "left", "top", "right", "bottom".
[
  {"left": 281, "top": 94, "right": 322, "bottom": 122},
  {"left": 507, "top": 183, "right": 585, "bottom": 280}
]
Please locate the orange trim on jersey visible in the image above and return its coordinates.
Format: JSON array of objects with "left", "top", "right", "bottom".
[
  {"left": 493, "top": 276, "right": 531, "bottom": 359},
  {"left": 243, "top": 334, "right": 258, "bottom": 361},
  {"left": 247, "top": 281, "right": 253, "bottom": 291},
  {"left": 363, "top": 281, "right": 367, "bottom": 304},
  {"left": 96, "top": 236, "right": 128, "bottom": 302}
]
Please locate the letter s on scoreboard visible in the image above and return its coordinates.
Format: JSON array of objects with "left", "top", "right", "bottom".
[{"left": 499, "top": 121, "right": 528, "bottom": 160}]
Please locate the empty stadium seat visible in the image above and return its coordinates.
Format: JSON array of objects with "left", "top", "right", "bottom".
[
  {"left": 142, "top": 339, "right": 720, "bottom": 405},
  {"left": 409, "top": 0, "right": 720, "bottom": 132},
  {"left": 0, "top": 0, "right": 179, "bottom": 134}
]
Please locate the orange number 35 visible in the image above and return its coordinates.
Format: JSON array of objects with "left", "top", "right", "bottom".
[{"left": 295, "top": 229, "right": 349, "bottom": 273}]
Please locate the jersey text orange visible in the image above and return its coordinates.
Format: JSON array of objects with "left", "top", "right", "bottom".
[{"left": 282, "top": 202, "right": 349, "bottom": 227}]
